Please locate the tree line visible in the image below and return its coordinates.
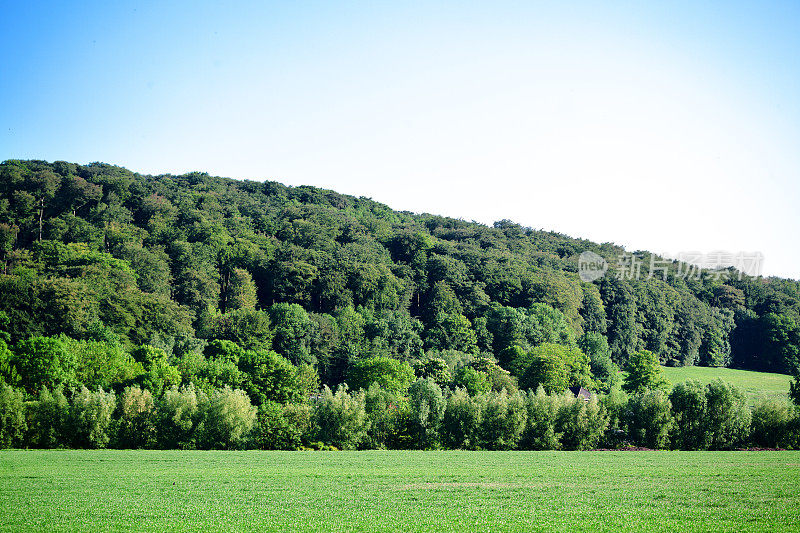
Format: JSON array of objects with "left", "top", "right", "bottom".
[{"left": 2, "top": 371, "right": 799, "bottom": 451}]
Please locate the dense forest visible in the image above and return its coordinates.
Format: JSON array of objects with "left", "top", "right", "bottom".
[{"left": 0, "top": 159, "right": 799, "bottom": 450}]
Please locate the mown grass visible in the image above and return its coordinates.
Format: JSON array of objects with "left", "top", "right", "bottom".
[
  {"left": 1, "top": 450, "right": 799, "bottom": 532},
  {"left": 658, "top": 366, "right": 792, "bottom": 404}
]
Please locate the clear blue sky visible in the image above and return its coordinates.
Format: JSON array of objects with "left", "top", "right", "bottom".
[{"left": 2, "top": 1, "right": 799, "bottom": 278}]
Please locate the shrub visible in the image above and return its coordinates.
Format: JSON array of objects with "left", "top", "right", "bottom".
[
  {"left": 669, "top": 380, "right": 711, "bottom": 450},
  {"left": 313, "top": 385, "right": 368, "bottom": 450},
  {"left": 204, "top": 339, "right": 245, "bottom": 365},
  {"left": 70, "top": 386, "right": 116, "bottom": 449},
  {"left": 413, "top": 358, "right": 452, "bottom": 387},
  {"left": 25, "top": 386, "right": 70, "bottom": 448},
  {"left": 624, "top": 390, "right": 673, "bottom": 449},
  {"left": 205, "top": 309, "right": 273, "bottom": 352},
  {"left": 557, "top": 395, "right": 607, "bottom": 450},
  {"left": 140, "top": 358, "right": 182, "bottom": 398},
  {"left": 62, "top": 337, "right": 142, "bottom": 390},
  {"left": 598, "top": 388, "right": 629, "bottom": 448},
  {"left": 441, "top": 387, "right": 481, "bottom": 449},
  {"left": 116, "top": 386, "right": 157, "bottom": 448},
  {"left": 580, "top": 332, "right": 619, "bottom": 393},
  {"left": 0, "top": 384, "right": 26, "bottom": 448},
  {"left": 254, "top": 401, "right": 304, "bottom": 450},
  {"left": 283, "top": 403, "right": 314, "bottom": 448},
  {"left": 471, "top": 356, "right": 518, "bottom": 393},
  {"left": 750, "top": 398, "right": 792, "bottom": 448},
  {"left": 240, "top": 349, "right": 302, "bottom": 406},
  {"left": 476, "top": 390, "right": 527, "bottom": 450},
  {"left": 623, "top": 350, "right": 669, "bottom": 394},
  {"left": 408, "top": 378, "right": 445, "bottom": 449},
  {"left": 705, "top": 379, "right": 751, "bottom": 450},
  {"left": 790, "top": 373, "right": 800, "bottom": 406},
  {"left": 157, "top": 384, "right": 204, "bottom": 449},
  {"left": 364, "top": 384, "right": 411, "bottom": 449},
  {"left": 517, "top": 344, "right": 572, "bottom": 393},
  {"left": 520, "top": 386, "right": 563, "bottom": 450},
  {"left": 197, "top": 386, "right": 256, "bottom": 449},
  {"left": 13, "top": 336, "right": 76, "bottom": 393}
]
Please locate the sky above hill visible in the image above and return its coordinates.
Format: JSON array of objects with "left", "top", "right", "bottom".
[{"left": 2, "top": 1, "right": 799, "bottom": 279}]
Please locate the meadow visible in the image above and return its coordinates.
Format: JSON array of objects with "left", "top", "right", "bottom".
[
  {"left": 1, "top": 450, "right": 799, "bottom": 532},
  {"left": 657, "top": 366, "right": 792, "bottom": 404}
]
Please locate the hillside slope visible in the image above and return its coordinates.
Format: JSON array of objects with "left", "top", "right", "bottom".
[{"left": 1, "top": 159, "right": 798, "bottom": 387}]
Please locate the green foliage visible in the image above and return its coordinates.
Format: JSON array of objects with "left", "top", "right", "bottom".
[
  {"left": 408, "top": 378, "right": 445, "bottom": 449},
  {"left": 4, "top": 161, "right": 800, "bottom": 451},
  {"left": 759, "top": 313, "right": 800, "bottom": 374},
  {"left": 156, "top": 384, "right": 204, "bottom": 449},
  {"left": 223, "top": 268, "right": 258, "bottom": 312},
  {"left": 116, "top": 386, "right": 157, "bottom": 448},
  {"left": 63, "top": 337, "right": 142, "bottom": 390},
  {"left": 295, "top": 363, "right": 320, "bottom": 398},
  {"left": 476, "top": 390, "right": 527, "bottom": 450},
  {"left": 454, "top": 366, "right": 491, "bottom": 396},
  {"left": 470, "top": 355, "right": 518, "bottom": 393},
  {"left": 312, "top": 385, "right": 368, "bottom": 450},
  {"left": 0, "top": 384, "right": 26, "bottom": 447},
  {"left": 413, "top": 357, "right": 451, "bottom": 387},
  {"left": 364, "top": 384, "right": 411, "bottom": 449},
  {"left": 704, "top": 379, "right": 751, "bottom": 450},
  {"left": 253, "top": 400, "right": 308, "bottom": 450},
  {"left": 598, "top": 387, "right": 629, "bottom": 448},
  {"left": 518, "top": 344, "right": 569, "bottom": 393},
  {"left": 204, "top": 309, "right": 273, "bottom": 352},
  {"left": 13, "top": 336, "right": 76, "bottom": 393},
  {"left": 698, "top": 308, "right": 735, "bottom": 367},
  {"left": 0, "top": 338, "right": 19, "bottom": 387},
  {"left": 269, "top": 303, "right": 313, "bottom": 365},
  {"left": 25, "top": 386, "right": 70, "bottom": 448},
  {"left": 204, "top": 340, "right": 245, "bottom": 365},
  {"left": 520, "top": 386, "right": 563, "bottom": 450},
  {"left": 750, "top": 398, "right": 794, "bottom": 448},
  {"left": 515, "top": 343, "right": 591, "bottom": 393},
  {"left": 599, "top": 277, "right": 639, "bottom": 364},
  {"left": 669, "top": 380, "right": 711, "bottom": 450},
  {"left": 556, "top": 395, "right": 608, "bottom": 450},
  {"left": 70, "top": 386, "right": 116, "bottom": 449},
  {"left": 624, "top": 390, "right": 673, "bottom": 449},
  {"left": 623, "top": 349, "right": 669, "bottom": 394},
  {"left": 197, "top": 386, "right": 256, "bottom": 450},
  {"left": 140, "top": 358, "right": 182, "bottom": 398},
  {"left": 791, "top": 373, "right": 800, "bottom": 406},
  {"left": 526, "top": 303, "right": 576, "bottom": 348},
  {"left": 346, "top": 356, "right": 415, "bottom": 393},
  {"left": 580, "top": 332, "right": 619, "bottom": 393},
  {"left": 1, "top": 160, "right": 799, "bottom": 394},
  {"left": 239, "top": 349, "right": 302, "bottom": 406},
  {"left": 441, "top": 387, "right": 481, "bottom": 449},
  {"left": 424, "top": 283, "right": 478, "bottom": 353}
]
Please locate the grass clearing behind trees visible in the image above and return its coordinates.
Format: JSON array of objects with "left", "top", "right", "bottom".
[
  {"left": 658, "top": 366, "right": 792, "bottom": 405},
  {"left": 1, "top": 450, "right": 799, "bottom": 532}
]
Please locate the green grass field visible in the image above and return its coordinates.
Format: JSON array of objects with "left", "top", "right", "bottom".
[
  {"left": 657, "top": 366, "right": 792, "bottom": 404},
  {"left": 1, "top": 450, "right": 799, "bottom": 532}
]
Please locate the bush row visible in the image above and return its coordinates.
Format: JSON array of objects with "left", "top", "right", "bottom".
[{"left": 1, "top": 378, "right": 799, "bottom": 450}]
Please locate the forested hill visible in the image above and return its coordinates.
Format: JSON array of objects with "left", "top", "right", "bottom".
[{"left": 0, "top": 159, "right": 798, "bottom": 391}]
